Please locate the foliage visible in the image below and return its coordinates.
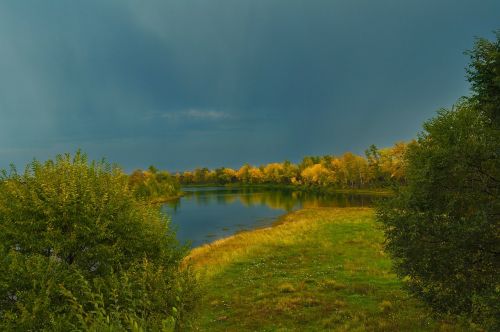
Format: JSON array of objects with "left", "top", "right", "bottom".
[
  {"left": 377, "top": 101, "right": 499, "bottom": 329},
  {"left": 129, "top": 166, "right": 181, "bottom": 202},
  {"left": 465, "top": 30, "right": 500, "bottom": 127},
  {"left": 0, "top": 152, "right": 197, "bottom": 331},
  {"left": 176, "top": 142, "right": 409, "bottom": 189}
]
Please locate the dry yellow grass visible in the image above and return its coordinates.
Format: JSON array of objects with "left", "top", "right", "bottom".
[{"left": 185, "top": 207, "right": 372, "bottom": 277}]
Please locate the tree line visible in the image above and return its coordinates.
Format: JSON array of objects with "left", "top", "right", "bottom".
[{"left": 176, "top": 142, "right": 409, "bottom": 189}]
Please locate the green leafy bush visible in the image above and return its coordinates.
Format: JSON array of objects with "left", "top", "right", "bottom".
[{"left": 0, "top": 152, "right": 197, "bottom": 331}]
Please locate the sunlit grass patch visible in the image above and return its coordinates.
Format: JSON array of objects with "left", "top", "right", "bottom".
[
  {"left": 320, "top": 279, "right": 347, "bottom": 291},
  {"left": 278, "top": 282, "right": 296, "bottom": 293},
  {"left": 186, "top": 208, "right": 476, "bottom": 331}
]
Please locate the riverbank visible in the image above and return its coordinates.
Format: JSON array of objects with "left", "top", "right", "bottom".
[
  {"left": 186, "top": 208, "right": 473, "bottom": 331},
  {"left": 182, "top": 184, "right": 393, "bottom": 196}
]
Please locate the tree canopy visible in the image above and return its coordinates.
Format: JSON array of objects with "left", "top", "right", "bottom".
[{"left": 466, "top": 30, "right": 500, "bottom": 127}]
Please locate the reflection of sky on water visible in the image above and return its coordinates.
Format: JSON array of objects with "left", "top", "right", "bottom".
[{"left": 162, "top": 187, "right": 377, "bottom": 248}]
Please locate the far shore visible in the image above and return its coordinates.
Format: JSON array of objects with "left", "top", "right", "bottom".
[{"left": 180, "top": 183, "right": 394, "bottom": 196}]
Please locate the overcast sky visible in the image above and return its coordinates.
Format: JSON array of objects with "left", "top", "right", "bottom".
[{"left": 1, "top": 1, "right": 499, "bottom": 171}]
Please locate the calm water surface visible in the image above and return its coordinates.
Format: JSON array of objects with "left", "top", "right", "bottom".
[{"left": 162, "top": 187, "right": 378, "bottom": 247}]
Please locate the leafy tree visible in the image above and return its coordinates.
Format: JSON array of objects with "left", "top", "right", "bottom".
[
  {"left": 465, "top": 30, "right": 500, "bottom": 127},
  {"left": 213, "top": 167, "right": 237, "bottom": 184},
  {"left": 248, "top": 167, "right": 264, "bottom": 184},
  {"left": 377, "top": 34, "right": 500, "bottom": 329},
  {"left": 236, "top": 164, "right": 252, "bottom": 184},
  {"left": 365, "top": 144, "right": 383, "bottom": 186},
  {"left": 180, "top": 170, "right": 194, "bottom": 184},
  {"left": 262, "top": 163, "right": 285, "bottom": 184},
  {"left": 301, "top": 163, "right": 331, "bottom": 186},
  {"left": 377, "top": 101, "right": 499, "bottom": 329},
  {"left": 148, "top": 165, "right": 159, "bottom": 174},
  {"left": 282, "top": 160, "right": 299, "bottom": 184},
  {"left": 379, "top": 142, "right": 412, "bottom": 185},
  {"left": 128, "top": 168, "right": 180, "bottom": 201},
  {"left": 0, "top": 152, "right": 197, "bottom": 331},
  {"left": 298, "top": 156, "right": 316, "bottom": 171},
  {"left": 192, "top": 167, "right": 211, "bottom": 184}
]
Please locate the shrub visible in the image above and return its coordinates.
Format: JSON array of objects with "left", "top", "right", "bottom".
[{"left": 0, "top": 152, "right": 197, "bottom": 331}]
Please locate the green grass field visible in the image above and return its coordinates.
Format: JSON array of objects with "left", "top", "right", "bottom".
[{"left": 185, "top": 208, "right": 474, "bottom": 331}]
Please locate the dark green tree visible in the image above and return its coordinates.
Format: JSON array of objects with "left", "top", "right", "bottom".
[
  {"left": 148, "top": 164, "right": 159, "bottom": 174},
  {"left": 377, "top": 102, "right": 499, "bottom": 328},
  {"left": 465, "top": 30, "right": 500, "bottom": 127},
  {"left": 378, "top": 33, "right": 500, "bottom": 329},
  {"left": 0, "top": 152, "right": 197, "bottom": 331}
]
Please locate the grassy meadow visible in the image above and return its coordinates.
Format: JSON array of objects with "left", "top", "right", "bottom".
[{"left": 186, "top": 208, "right": 474, "bottom": 331}]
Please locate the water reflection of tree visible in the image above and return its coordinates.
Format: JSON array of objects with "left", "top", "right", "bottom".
[
  {"left": 164, "top": 198, "right": 181, "bottom": 213},
  {"left": 174, "top": 188, "right": 375, "bottom": 211}
]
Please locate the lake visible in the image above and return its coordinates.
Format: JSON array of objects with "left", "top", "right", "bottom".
[{"left": 162, "top": 186, "right": 379, "bottom": 247}]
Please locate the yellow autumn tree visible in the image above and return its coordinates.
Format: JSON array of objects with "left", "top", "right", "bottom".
[
  {"left": 236, "top": 164, "right": 252, "bottom": 183},
  {"left": 300, "top": 163, "right": 332, "bottom": 186},
  {"left": 262, "top": 163, "right": 285, "bottom": 183},
  {"left": 379, "top": 141, "right": 409, "bottom": 183},
  {"left": 249, "top": 167, "right": 265, "bottom": 184}
]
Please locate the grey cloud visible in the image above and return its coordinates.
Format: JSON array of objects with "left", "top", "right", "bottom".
[
  {"left": 160, "top": 109, "right": 231, "bottom": 121},
  {"left": 0, "top": 0, "right": 499, "bottom": 171}
]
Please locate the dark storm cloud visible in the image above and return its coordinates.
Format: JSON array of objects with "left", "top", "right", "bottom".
[{"left": 1, "top": 0, "right": 499, "bottom": 171}]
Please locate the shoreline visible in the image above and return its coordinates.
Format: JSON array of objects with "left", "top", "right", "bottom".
[
  {"left": 184, "top": 209, "right": 290, "bottom": 258},
  {"left": 185, "top": 206, "right": 371, "bottom": 271},
  {"left": 149, "top": 192, "right": 185, "bottom": 204},
  {"left": 177, "top": 186, "right": 385, "bottom": 251},
  {"left": 181, "top": 183, "right": 393, "bottom": 196}
]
